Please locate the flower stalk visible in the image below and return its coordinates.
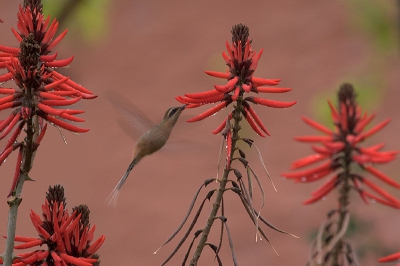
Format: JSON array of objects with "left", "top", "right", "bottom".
[{"left": 0, "top": 1, "right": 95, "bottom": 265}]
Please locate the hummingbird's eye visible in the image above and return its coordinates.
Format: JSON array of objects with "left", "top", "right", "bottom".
[{"left": 168, "top": 108, "right": 179, "bottom": 118}]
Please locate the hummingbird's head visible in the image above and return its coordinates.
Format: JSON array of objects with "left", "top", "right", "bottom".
[{"left": 163, "top": 105, "right": 186, "bottom": 122}]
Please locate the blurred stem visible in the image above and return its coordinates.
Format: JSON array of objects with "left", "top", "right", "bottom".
[
  {"left": 189, "top": 97, "right": 243, "bottom": 266},
  {"left": 330, "top": 145, "right": 352, "bottom": 265},
  {"left": 3, "top": 108, "right": 38, "bottom": 266}
]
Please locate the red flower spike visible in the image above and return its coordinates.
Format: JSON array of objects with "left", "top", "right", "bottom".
[
  {"left": 285, "top": 84, "right": 400, "bottom": 208},
  {"left": 378, "top": 251, "right": 400, "bottom": 262},
  {"left": 177, "top": 23, "right": 296, "bottom": 137}
]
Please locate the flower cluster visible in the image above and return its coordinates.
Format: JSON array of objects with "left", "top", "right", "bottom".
[
  {"left": 282, "top": 83, "right": 399, "bottom": 208},
  {"left": 0, "top": 2, "right": 95, "bottom": 194},
  {"left": 176, "top": 23, "right": 296, "bottom": 137},
  {"left": 0, "top": 185, "right": 105, "bottom": 266}
]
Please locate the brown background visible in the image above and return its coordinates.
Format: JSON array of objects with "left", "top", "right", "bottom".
[{"left": 0, "top": 1, "right": 399, "bottom": 265}]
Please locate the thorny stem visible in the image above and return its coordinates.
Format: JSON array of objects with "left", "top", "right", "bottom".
[
  {"left": 330, "top": 143, "right": 352, "bottom": 265},
  {"left": 3, "top": 80, "right": 39, "bottom": 266},
  {"left": 189, "top": 96, "right": 243, "bottom": 266}
]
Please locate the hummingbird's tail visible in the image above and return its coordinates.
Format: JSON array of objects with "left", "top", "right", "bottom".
[{"left": 106, "top": 157, "right": 139, "bottom": 207}]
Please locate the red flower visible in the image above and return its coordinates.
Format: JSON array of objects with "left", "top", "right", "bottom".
[
  {"left": 378, "top": 251, "right": 400, "bottom": 263},
  {"left": 176, "top": 23, "right": 296, "bottom": 137},
  {"left": 0, "top": 185, "right": 105, "bottom": 266},
  {"left": 282, "top": 84, "right": 399, "bottom": 208},
  {"left": 0, "top": 3, "right": 96, "bottom": 193}
]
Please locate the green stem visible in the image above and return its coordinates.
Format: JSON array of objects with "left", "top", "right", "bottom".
[
  {"left": 330, "top": 147, "right": 352, "bottom": 265},
  {"left": 189, "top": 99, "right": 242, "bottom": 266},
  {"left": 3, "top": 114, "right": 38, "bottom": 266}
]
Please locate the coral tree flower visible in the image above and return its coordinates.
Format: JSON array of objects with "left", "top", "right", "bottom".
[
  {"left": 378, "top": 251, "right": 400, "bottom": 264},
  {"left": 0, "top": 2, "right": 95, "bottom": 193},
  {"left": 176, "top": 23, "right": 296, "bottom": 137},
  {"left": 0, "top": 185, "right": 105, "bottom": 266},
  {"left": 282, "top": 84, "right": 399, "bottom": 208}
]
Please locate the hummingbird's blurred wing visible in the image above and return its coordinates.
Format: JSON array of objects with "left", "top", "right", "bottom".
[{"left": 106, "top": 91, "right": 155, "bottom": 140}]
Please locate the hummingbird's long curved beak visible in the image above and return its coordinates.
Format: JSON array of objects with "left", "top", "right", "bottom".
[{"left": 180, "top": 104, "right": 188, "bottom": 110}]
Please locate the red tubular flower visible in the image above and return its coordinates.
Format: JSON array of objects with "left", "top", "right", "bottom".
[
  {"left": 282, "top": 83, "right": 399, "bottom": 208},
  {"left": 0, "top": 2, "right": 96, "bottom": 193},
  {"left": 0, "top": 185, "right": 105, "bottom": 266},
  {"left": 378, "top": 251, "right": 400, "bottom": 263},
  {"left": 176, "top": 23, "right": 296, "bottom": 136}
]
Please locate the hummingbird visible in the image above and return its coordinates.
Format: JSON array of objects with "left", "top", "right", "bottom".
[{"left": 106, "top": 94, "right": 186, "bottom": 207}]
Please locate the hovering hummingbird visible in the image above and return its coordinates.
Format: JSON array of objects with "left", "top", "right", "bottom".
[{"left": 105, "top": 93, "right": 186, "bottom": 207}]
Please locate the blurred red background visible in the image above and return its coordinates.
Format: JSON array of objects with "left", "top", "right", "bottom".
[{"left": 0, "top": 1, "right": 399, "bottom": 265}]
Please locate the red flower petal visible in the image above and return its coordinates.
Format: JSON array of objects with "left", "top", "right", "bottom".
[
  {"left": 245, "top": 96, "right": 296, "bottom": 108},
  {"left": 301, "top": 116, "right": 333, "bottom": 135},
  {"left": 242, "top": 108, "right": 265, "bottom": 137},
  {"left": 185, "top": 89, "right": 223, "bottom": 99},
  {"left": 362, "top": 178, "right": 400, "bottom": 207},
  {"left": 364, "top": 165, "right": 400, "bottom": 188},
  {"left": 250, "top": 77, "right": 280, "bottom": 86},
  {"left": 205, "top": 70, "right": 230, "bottom": 79},
  {"left": 255, "top": 87, "right": 292, "bottom": 93},
  {"left": 290, "top": 153, "right": 328, "bottom": 170},
  {"left": 187, "top": 101, "right": 230, "bottom": 122},
  {"left": 45, "top": 55, "right": 74, "bottom": 68},
  {"left": 378, "top": 251, "right": 400, "bottom": 262},
  {"left": 294, "top": 135, "right": 332, "bottom": 142},
  {"left": 361, "top": 118, "right": 390, "bottom": 140},
  {"left": 303, "top": 176, "right": 338, "bottom": 204}
]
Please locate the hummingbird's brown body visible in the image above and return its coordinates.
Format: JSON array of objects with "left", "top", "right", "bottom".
[{"left": 106, "top": 105, "right": 186, "bottom": 207}]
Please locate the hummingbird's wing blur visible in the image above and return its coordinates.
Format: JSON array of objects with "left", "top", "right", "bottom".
[{"left": 106, "top": 91, "right": 155, "bottom": 140}]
